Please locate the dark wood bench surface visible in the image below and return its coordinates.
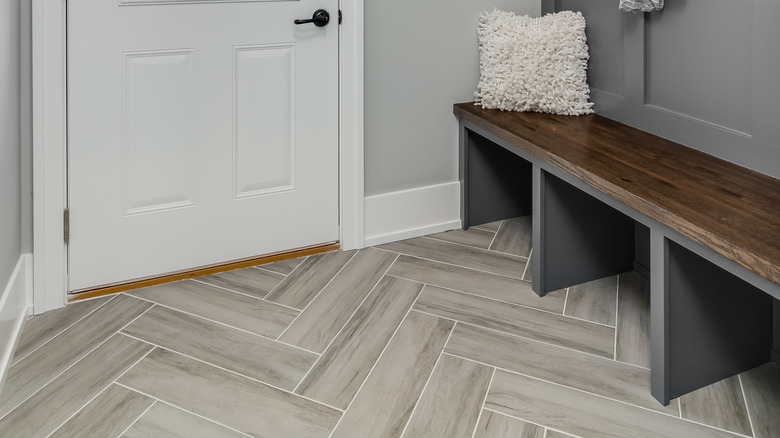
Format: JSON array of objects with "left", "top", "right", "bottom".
[{"left": 454, "top": 102, "right": 780, "bottom": 287}]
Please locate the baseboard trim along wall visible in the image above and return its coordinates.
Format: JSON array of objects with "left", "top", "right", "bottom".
[
  {"left": 0, "top": 254, "right": 33, "bottom": 392},
  {"left": 364, "top": 182, "right": 461, "bottom": 247}
]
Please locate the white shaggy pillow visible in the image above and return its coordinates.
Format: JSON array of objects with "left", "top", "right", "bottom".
[{"left": 475, "top": 10, "right": 594, "bottom": 115}]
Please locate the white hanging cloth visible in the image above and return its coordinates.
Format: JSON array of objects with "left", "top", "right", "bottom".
[{"left": 619, "top": 0, "right": 663, "bottom": 12}]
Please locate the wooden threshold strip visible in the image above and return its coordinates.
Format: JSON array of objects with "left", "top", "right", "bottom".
[{"left": 68, "top": 241, "right": 341, "bottom": 303}]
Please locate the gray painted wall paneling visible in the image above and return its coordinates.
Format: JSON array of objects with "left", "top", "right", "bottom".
[
  {"left": 0, "top": 0, "right": 22, "bottom": 289},
  {"left": 364, "top": 0, "right": 541, "bottom": 196},
  {"left": 547, "top": 0, "right": 780, "bottom": 179}
]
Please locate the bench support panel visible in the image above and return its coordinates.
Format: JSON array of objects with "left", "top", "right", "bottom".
[
  {"left": 460, "top": 127, "right": 532, "bottom": 230},
  {"left": 533, "top": 168, "right": 635, "bottom": 295},
  {"left": 651, "top": 233, "right": 774, "bottom": 405},
  {"left": 774, "top": 299, "right": 780, "bottom": 364}
]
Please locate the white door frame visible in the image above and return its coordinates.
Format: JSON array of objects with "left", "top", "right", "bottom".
[{"left": 31, "top": 0, "right": 365, "bottom": 314}]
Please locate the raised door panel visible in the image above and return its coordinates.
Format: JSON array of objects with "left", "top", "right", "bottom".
[
  {"left": 123, "top": 50, "right": 195, "bottom": 214},
  {"left": 233, "top": 44, "right": 296, "bottom": 199}
]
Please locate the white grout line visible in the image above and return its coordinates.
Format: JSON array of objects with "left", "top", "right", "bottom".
[
  {"left": 113, "top": 384, "right": 255, "bottom": 438},
  {"left": 451, "top": 353, "right": 685, "bottom": 419},
  {"left": 469, "top": 366, "right": 496, "bottom": 438},
  {"left": 119, "top": 294, "right": 321, "bottom": 356},
  {"left": 251, "top": 265, "right": 289, "bottom": 277},
  {"left": 396, "top": 325, "right": 456, "bottom": 438},
  {"left": 521, "top": 248, "right": 533, "bottom": 280},
  {"left": 0, "top": 304, "right": 156, "bottom": 422},
  {"left": 400, "top": 278, "right": 567, "bottom": 318},
  {"left": 562, "top": 288, "right": 570, "bottom": 315},
  {"left": 42, "top": 337, "right": 156, "bottom": 438},
  {"left": 291, "top": 254, "right": 401, "bottom": 393},
  {"left": 613, "top": 275, "right": 621, "bottom": 360},
  {"left": 487, "top": 220, "right": 503, "bottom": 250},
  {"left": 418, "top": 235, "right": 529, "bottom": 263},
  {"left": 257, "top": 255, "right": 308, "bottom": 277},
  {"left": 373, "top": 247, "right": 527, "bottom": 281},
  {"left": 325, "top": 283, "right": 428, "bottom": 438},
  {"left": 457, "top": 355, "right": 753, "bottom": 437},
  {"left": 738, "top": 374, "right": 757, "bottom": 438},
  {"left": 257, "top": 255, "right": 316, "bottom": 298},
  {"left": 678, "top": 395, "right": 683, "bottom": 418},
  {"left": 424, "top": 235, "right": 492, "bottom": 251},
  {"left": 10, "top": 294, "right": 120, "bottom": 366},
  {"left": 275, "top": 250, "right": 361, "bottom": 341},
  {"left": 409, "top": 295, "right": 653, "bottom": 372},
  {"left": 114, "top": 399, "right": 158, "bottom": 438},
  {"left": 116, "top": 333, "right": 345, "bottom": 414},
  {"left": 481, "top": 408, "right": 567, "bottom": 436},
  {"left": 188, "top": 278, "right": 301, "bottom": 312}
]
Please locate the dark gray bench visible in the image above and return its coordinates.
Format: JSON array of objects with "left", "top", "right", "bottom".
[{"left": 455, "top": 102, "right": 780, "bottom": 405}]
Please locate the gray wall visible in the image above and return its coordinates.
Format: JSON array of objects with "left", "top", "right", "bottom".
[
  {"left": 364, "top": 0, "right": 541, "bottom": 196},
  {"left": 547, "top": 0, "right": 780, "bottom": 179},
  {"left": 0, "top": 0, "right": 22, "bottom": 289}
]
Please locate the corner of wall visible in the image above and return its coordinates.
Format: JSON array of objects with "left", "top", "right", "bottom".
[
  {"left": 364, "top": 182, "right": 461, "bottom": 247},
  {"left": 0, "top": 254, "right": 34, "bottom": 392}
]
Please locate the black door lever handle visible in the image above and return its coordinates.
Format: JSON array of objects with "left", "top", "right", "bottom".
[{"left": 294, "top": 9, "right": 330, "bottom": 27}]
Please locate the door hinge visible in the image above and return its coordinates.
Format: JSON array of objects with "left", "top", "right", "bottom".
[
  {"left": 64, "top": 209, "right": 70, "bottom": 244},
  {"left": 339, "top": 9, "right": 342, "bottom": 25}
]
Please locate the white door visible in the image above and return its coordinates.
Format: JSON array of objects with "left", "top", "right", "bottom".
[{"left": 67, "top": 0, "right": 339, "bottom": 291}]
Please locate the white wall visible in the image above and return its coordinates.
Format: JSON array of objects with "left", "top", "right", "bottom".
[
  {"left": 1, "top": 0, "right": 22, "bottom": 289},
  {"left": 362, "top": 0, "right": 540, "bottom": 243}
]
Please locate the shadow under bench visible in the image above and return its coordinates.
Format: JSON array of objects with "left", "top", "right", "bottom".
[{"left": 455, "top": 102, "right": 780, "bottom": 406}]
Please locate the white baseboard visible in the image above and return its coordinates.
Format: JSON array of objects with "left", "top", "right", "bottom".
[
  {"left": 364, "top": 182, "right": 462, "bottom": 247},
  {"left": 0, "top": 254, "right": 33, "bottom": 392}
]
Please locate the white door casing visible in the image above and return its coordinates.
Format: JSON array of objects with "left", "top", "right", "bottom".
[
  {"left": 32, "top": 0, "right": 365, "bottom": 312},
  {"left": 68, "top": 0, "right": 339, "bottom": 291}
]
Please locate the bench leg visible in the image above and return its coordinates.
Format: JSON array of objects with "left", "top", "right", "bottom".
[
  {"left": 650, "top": 231, "right": 774, "bottom": 405},
  {"left": 532, "top": 167, "right": 635, "bottom": 296},
  {"left": 459, "top": 125, "right": 532, "bottom": 230}
]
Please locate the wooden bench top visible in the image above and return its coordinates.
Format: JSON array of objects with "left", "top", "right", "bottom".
[{"left": 454, "top": 102, "right": 780, "bottom": 287}]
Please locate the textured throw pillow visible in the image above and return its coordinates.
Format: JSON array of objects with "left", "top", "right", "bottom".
[{"left": 475, "top": 10, "right": 594, "bottom": 115}]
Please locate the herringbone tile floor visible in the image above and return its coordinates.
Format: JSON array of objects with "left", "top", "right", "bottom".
[{"left": 1, "top": 217, "right": 778, "bottom": 437}]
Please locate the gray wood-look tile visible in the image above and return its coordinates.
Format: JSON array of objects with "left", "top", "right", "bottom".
[
  {"left": 680, "top": 375, "right": 752, "bottom": 436},
  {"left": 258, "top": 256, "right": 306, "bottom": 275},
  {"left": 615, "top": 272, "right": 650, "bottom": 368},
  {"left": 388, "top": 255, "right": 564, "bottom": 314},
  {"left": 740, "top": 363, "right": 780, "bottom": 438},
  {"left": 427, "top": 228, "right": 496, "bottom": 249},
  {"left": 379, "top": 237, "right": 526, "bottom": 279},
  {"left": 122, "top": 305, "right": 317, "bottom": 391},
  {"left": 473, "top": 410, "right": 545, "bottom": 438},
  {"left": 265, "top": 250, "right": 357, "bottom": 309},
  {"left": 331, "top": 311, "right": 455, "bottom": 438},
  {"left": 122, "top": 402, "right": 247, "bottom": 438},
  {"left": 490, "top": 216, "right": 532, "bottom": 258},
  {"left": 564, "top": 276, "right": 618, "bottom": 327},
  {"left": 414, "top": 286, "right": 615, "bottom": 358},
  {"left": 0, "top": 335, "right": 153, "bottom": 438},
  {"left": 486, "top": 370, "right": 738, "bottom": 438},
  {"left": 402, "top": 354, "right": 493, "bottom": 438},
  {"left": 118, "top": 348, "right": 340, "bottom": 438},
  {"left": 279, "top": 248, "right": 397, "bottom": 353},
  {"left": 127, "top": 280, "right": 298, "bottom": 338},
  {"left": 472, "top": 221, "right": 502, "bottom": 233},
  {"left": 545, "top": 430, "right": 580, "bottom": 438},
  {"left": 296, "top": 276, "right": 422, "bottom": 408},
  {"left": 11, "top": 296, "right": 112, "bottom": 365},
  {"left": 196, "top": 268, "right": 285, "bottom": 299},
  {"left": 0, "top": 295, "right": 152, "bottom": 417},
  {"left": 445, "top": 324, "right": 679, "bottom": 415},
  {"left": 49, "top": 384, "right": 154, "bottom": 438}
]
